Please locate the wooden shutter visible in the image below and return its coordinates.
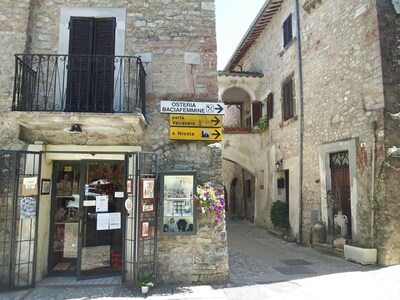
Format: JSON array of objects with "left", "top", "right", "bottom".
[
  {"left": 66, "top": 17, "right": 93, "bottom": 111},
  {"left": 267, "top": 93, "right": 274, "bottom": 120},
  {"left": 69, "top": 17, "right": 94, "bottom": 55},
  {"left": 92, "top": 18, "right": 116, "bottom": 112},
  {"left": 282, "top": 78, "right": 294, "bottom": 121},
  {"left": 66, "top": 17, "right": 116, "bottom": 112},
  {"left": 93, "top": 18, "right": 116, "bottom": 56},
  {"left": 283, "top": 14, "right": 292, "bottom": 48},
  {"left": 252, "top": 102, "right": 262, "bottom": 127}
]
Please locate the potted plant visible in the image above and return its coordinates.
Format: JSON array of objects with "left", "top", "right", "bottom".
[
  {"left": 256, "top": 115, "right": 269, "bottom": 132},
  {"left": 270, "top": 200, "right": 289, "bottom": 229},
  {"left": 194, "top": 181, "right": 225, "bottom": 223},
  {"left": 137, "top": 274, "right": 155, "bottom": 294}
]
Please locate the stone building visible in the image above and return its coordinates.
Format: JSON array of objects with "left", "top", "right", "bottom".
[
  {"left": 219, "top": 0, "right": 399, "bottom": 265},
  {"left": 0, "top": 0, "right": 228, "bottom": 290}
]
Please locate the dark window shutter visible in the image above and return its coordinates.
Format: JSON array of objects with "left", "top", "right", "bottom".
[
  {"left": 252, "top": 102, "right": 262, "bottom": 126},
  {"left": 66, "top": 17, "right": 116, "bottom": 112},
  {"left": 288, "top": 79, "right": 293, "bottom": 118},
  {"left": 69, "top": 17, "right": 93, "bottom": 55},
  {"left": 267, "top": 93, "right": 274, "bottom": 120},
  {"left": 67, "top": 17, "right": 93, "bottom": 111},
  {"left": 283, "top": 85, "right": 287, "bottom": 120},
  {"left": 93, "top": 18, "right": 116, "bottom": 56},
  {"left": 92, "top": 18, "right": 116, "bottom": 111},
  {"left": 282, "top": 78, "right": 294, "bottom": 121},
  {"left": 283, "top": 14, "right": 292, "bottom": 47}
]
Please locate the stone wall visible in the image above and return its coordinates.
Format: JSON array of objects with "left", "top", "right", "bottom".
[
  {"left": 221, "top": 0, "right": 399, "bottom": 263},
  {"left": 0, "top": 0, "right": 31, "bottom": 149},
  {"left": 0, "top": 0, "right": 31, "bottom": 112},
  {"left": 157, "top": 143, "right": 228, "bottom": 284},
  {"left": 240, "top": 0, "right": 300, "bottom": 161},
  {"left": 226, "top": 0, "right": 301, "bottom": 238},
  {"left": 374, "top": 0, "right": 400, "bottom": 265},
  {"left": 0, "top": 0, "right": 228, "bottom": 284},
  {"left": 299, "top": 0, "right": 395, "bottom": 258}
]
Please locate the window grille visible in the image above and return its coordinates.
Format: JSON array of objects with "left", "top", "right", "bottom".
[{"left": 329, "top": 152, "right": 349, "bottom": 167}]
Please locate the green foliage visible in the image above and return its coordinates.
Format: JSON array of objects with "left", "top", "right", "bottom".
[
  {"left": 327, "top": 223, "right": 341, "bottom": 237},
  {"left": 257, "top": 116, "right": 269, "bottom": 132},
  {"left": 136, "top": 274, "right": 155, "bottom": 287},
  {"left": 270, "top": 200, "right": 289, "bottom": 229}
]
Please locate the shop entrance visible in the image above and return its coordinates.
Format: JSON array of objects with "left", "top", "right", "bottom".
[
  {"left": 0, "top": 149, "right": 157, "bottom": 289},
  {"left": 50, "top": 160, "right": 124, "bottom": 278}
]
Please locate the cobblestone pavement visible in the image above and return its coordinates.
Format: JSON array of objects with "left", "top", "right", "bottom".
[
  {"left": 2, "top": 219, "right": 400, "bottom": 299},
  {"left": 227, "top": 219, "right": 371, "bottom": 285}
]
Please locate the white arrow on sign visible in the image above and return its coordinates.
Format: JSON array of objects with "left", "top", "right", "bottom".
[{"left": 160, "top": 100, "right": 225, "bottom": 115}]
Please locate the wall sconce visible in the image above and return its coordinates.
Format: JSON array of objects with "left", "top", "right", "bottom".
[
  {"left": 275, "top": 159, "right": 283, "bottom": 171},
  {"left": 69, "top": 124, "right": 82, "bottom": 132}
]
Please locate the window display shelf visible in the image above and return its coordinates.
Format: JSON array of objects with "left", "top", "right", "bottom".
[
  {"left": 166, "top": 197, "right": 190, "bottom": 201},
  {"left": 160, "top": 172, "right": 196, "bottom": 234}
]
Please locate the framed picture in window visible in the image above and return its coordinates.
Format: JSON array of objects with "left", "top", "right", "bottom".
[
  {"left": 140, "top": 220, "right": 150, "bottom": 239},
  {"left": 141, "top": 203, "right": 155, "bottom": 213},
  {"left": 126, "top": 179, "right": 133, "bottom": 195},
  {"left": 141, "top": 178, "right": 155, "bottom": 200},
  {"left": 41, "top": 179, "right": 51, "bottom": 195}
]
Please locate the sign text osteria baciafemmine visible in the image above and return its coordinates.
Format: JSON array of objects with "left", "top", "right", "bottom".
[{"left": 160, "top": 100, "right": 224, "bottom": 115}]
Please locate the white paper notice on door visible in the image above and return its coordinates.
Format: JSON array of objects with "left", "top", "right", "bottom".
[
  {"left": 96, "top": 195, "right": 108, "bottom": 212},
  {"left": 97, "top": 213, "right": 109, "bottom": 230},
  {"left": 109, "top": 212, "right": 121, "bottom": 230}
]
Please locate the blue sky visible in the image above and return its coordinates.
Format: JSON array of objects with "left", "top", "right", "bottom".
[{"left": 215, "top": 0, "right": 266, "bottom": 70}]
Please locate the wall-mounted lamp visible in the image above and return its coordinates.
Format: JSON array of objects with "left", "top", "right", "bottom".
[
  {"left": 275, "top": 159, "right": 283, "bottom": 171},
  {"left": 69, "top": 124, "right": 82, "bottom": 132}
]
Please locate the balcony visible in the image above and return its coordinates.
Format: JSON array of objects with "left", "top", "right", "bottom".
[{"left": 11, "top": 54, "right": 147, "bottom": 135}]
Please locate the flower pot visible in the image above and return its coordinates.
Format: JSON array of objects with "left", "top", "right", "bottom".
[
  {"left": 344, "top": 244, "right": 377, "bottom": 265},
  {"left": 141, "top": 286, "right": 149, "bottom": 294}
]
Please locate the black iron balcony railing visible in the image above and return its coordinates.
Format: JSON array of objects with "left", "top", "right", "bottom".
[{"left": 12, "top": 54, "right": 146, "bottom": 114}]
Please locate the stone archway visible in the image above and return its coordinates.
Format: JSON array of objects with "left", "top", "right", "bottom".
[
  {"left": 222, "top": 87, "right": 251, "bottom": 129},
  {"left": 223, "top": 157, "right": 258, "bottom": 222},
  {"left": 219, "top": 72, "right": 266, "bottom": 224}
]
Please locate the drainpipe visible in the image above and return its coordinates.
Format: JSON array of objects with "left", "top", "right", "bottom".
[
  {"left": 371, "top": 137, "right": 376, "bottom": 246},
  {"left": 295, "top": 0, "right": 304, "bottom": 243}
]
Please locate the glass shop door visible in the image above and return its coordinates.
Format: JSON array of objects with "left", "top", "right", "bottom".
[{"left": 77, "top": 160, "right": 125, "bottom": 278}]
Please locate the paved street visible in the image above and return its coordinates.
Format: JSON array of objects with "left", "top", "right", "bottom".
[{"left": 2, "top": 219, "right": 400, "bottom": 299}]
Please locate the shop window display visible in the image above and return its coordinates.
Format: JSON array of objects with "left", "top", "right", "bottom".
[{"left": 160, "top": 172, "right": 196, "bottom": 235}]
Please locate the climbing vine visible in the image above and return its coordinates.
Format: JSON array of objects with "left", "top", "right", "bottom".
[{"left": 373, "top": 146, "right": 399, "bottom": 210}]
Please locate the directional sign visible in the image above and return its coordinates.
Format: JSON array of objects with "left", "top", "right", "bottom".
[
  {"left": 161, "top": 100, "right": 224, "bottom": 115},
  {"left": 170, "top": 114, "right": 222, "bottom": 128},
  {"left": 170, "top": 127, "right": 222, "bottom": 141}
]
